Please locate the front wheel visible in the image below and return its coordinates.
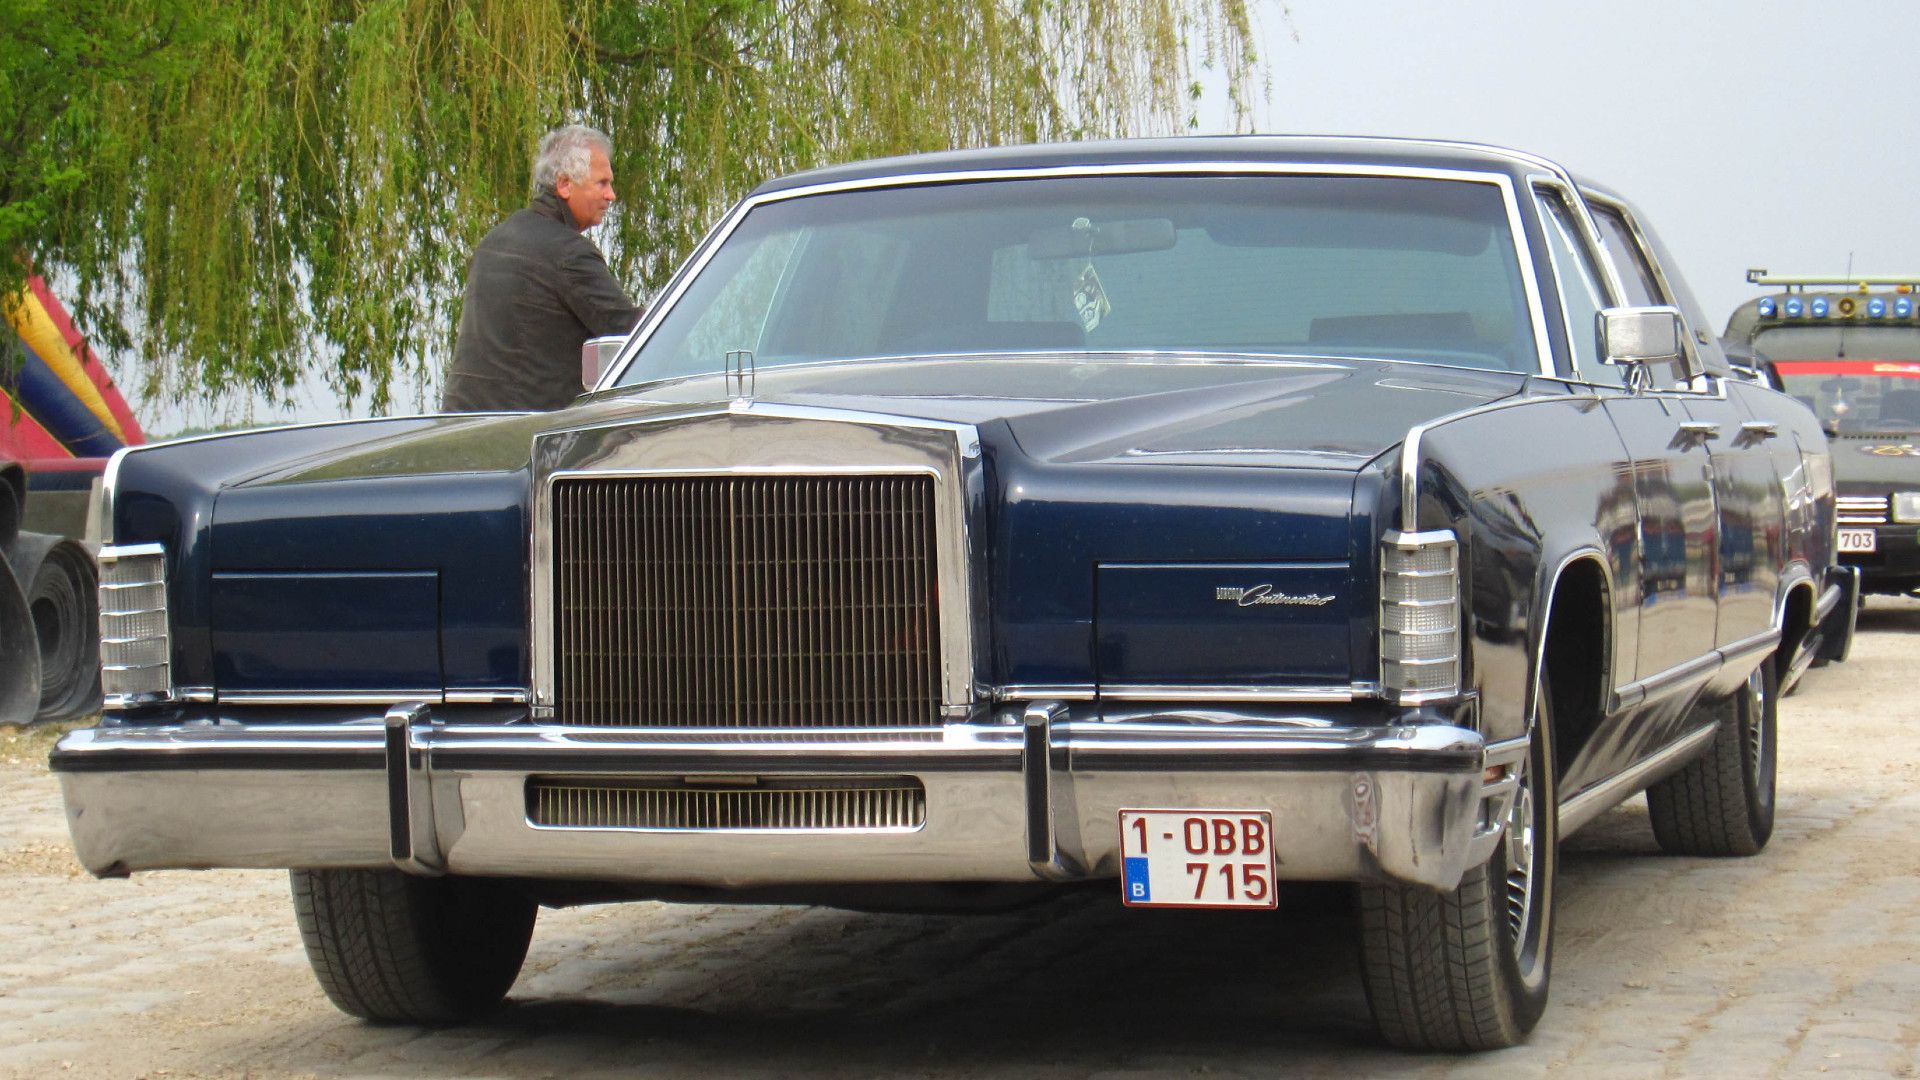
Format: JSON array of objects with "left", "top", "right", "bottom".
[
  {"left": 1357, "top": 699, "right": 1557, "bottom": 1050},
  {"left": 1646, "top": 660, "right": 1777, "bottom": 856},
  {"left": 291, "top": 868, "right": 537, "bottom": 1024}
]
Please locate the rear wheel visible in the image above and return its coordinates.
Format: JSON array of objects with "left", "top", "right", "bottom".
[
  {"left": 1357, "top": 689, "right": 1557, "bottom": 1050},
  {"left": 1646, "top": 661, "right": 1776, "bottom": 856},
  {"left": 291, "top": 868, "right": 537, "bottom": 1024}
]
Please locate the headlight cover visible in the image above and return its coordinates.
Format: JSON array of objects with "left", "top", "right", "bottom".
[
  {"left": 1894, "top": 492, "right": 1920, "bottom": 524},
  {"left": 98, "top": 543, "right": 173, "bottom": 707},
  {"left": 1380, "top": 530, "right": 1460, "bottom": 704}
]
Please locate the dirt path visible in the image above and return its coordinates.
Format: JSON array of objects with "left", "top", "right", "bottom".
[{"left": 3, "top": 602, "right": 1917, "bottom": 1079}]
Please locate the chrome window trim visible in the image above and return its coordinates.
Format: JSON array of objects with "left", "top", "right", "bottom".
[
  {"left": 1579, "top": 189, "right": 1712, "bottom": 376},
  {"left": 528, "top": 402, "right": 982, "bottom": 717},
  {"left": 1529, "top": 177, "right": 1620, "bottom": 381},
  {"left": 600, "top": 161, "right": 1557, "bottom": 389},
  {"left": 1530, "top": 174, "right": 1629, "bottom": 309}
]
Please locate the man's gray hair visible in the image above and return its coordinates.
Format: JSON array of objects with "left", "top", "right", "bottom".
[{"left": 532, "top": 125, "right": 612, "bottom": 192}]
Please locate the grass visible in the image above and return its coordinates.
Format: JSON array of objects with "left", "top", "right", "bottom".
[{"left": 0, "top": 717, "right": 91, "bottom": 770}]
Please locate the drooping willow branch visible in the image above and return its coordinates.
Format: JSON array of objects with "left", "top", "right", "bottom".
[{"left": 2, "top": 0, "right": 1259, "bottom": 418}]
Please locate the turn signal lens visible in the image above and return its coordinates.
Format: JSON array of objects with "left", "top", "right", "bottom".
[
  {"left": 98, "top": 543, "right": 173, "bottom": 707},
  {"left": 1380, "top": 530, "right": 1459, "bottom": 703}
]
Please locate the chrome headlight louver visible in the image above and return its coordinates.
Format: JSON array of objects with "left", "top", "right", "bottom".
[
  {"left": 1380, "top": 530, "right": 1460, "bottom": 704},
  {"left": 97, "top": 543, "right": 172, "bottom": 708}
]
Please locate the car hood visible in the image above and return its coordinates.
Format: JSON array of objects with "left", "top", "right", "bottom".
[
  {"left": 1831, "top": 435, "right": 1920, "bottom": 486},
  {"left": 234, "top": 355, "right": 1525, "bottom": 487}
]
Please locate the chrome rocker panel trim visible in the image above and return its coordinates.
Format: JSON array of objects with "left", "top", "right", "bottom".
[{"left": 53, "top": 705, "right": 1515, "bottom": 892}]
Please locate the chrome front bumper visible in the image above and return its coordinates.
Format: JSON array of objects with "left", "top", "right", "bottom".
[{"left": 53, "top": 704, "right": 1524, "bottom": 892}]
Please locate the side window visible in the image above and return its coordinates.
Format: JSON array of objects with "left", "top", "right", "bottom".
[
  {"left": 1590, "top": 205, "right": 1691, "bottom": 387},
  {"left": 682, "top": 229, "right": 806, "bottom": 366},
  {"left": 1533, "top": 188, "right": 1622, "bottom": 386}
]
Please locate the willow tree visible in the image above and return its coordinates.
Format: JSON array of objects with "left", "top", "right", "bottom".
[{"left": 3, "top": 0, "right": 1257, "bottom": 414}]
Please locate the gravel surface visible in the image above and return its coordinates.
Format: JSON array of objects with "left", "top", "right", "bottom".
[{"left": 3, "top": 601, "right": 1917, "bottom": 1078}]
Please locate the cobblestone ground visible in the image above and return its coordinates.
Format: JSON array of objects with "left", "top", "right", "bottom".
[{"left": 3, "top": 603, "right": 1918, "bottom": 1079}]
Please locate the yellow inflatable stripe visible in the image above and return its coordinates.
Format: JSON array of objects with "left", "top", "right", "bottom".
[{"left": 3, "top": 288, "right": 125, "bottom": 441}]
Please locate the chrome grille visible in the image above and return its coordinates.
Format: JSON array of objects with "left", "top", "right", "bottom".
[
  {"left": 529, "top": 778, "right": 926, "bottom": 830},
  {"left": 1837, "top": 495, "right": 1889, "bottom": 524},
  {"left": 552, "top": 474, "right": 941, "bottom": 727}
]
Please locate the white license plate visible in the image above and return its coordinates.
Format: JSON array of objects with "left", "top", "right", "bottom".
[
  {"left": 1118, "top": 809, "right": 1277, "bottom": 909},
  {"left": 1839, "top": 528, "right": 1877, "bottom": 554}
]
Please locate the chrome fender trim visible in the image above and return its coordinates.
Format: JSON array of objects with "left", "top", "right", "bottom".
[{"left": 1558, "top": 722, "right": 1717, "bottom": 838}]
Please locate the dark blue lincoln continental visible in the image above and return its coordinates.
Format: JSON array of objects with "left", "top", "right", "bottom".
[{"left": 54, "top": 138, "right": 1857, "bottom": 1049}]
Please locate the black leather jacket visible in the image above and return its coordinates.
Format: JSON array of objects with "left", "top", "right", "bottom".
[{"left": 441, "top": 190, "right": 642, "bottom": 412}]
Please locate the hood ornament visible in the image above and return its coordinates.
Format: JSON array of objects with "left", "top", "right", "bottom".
[
  {"left": 1215, "top": 584, "right": 1335, "bottom": 608},
  {"left": 726, "top": 349, "right": 756, "bottom": 403}
]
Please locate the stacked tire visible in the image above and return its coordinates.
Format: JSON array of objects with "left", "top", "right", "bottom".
[{"left": 0, "top": 462, "right": 100, "bottom": 725}]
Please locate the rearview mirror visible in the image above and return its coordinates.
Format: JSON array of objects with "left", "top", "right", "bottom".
[
  {"left": 581, "top": 334, "right": 627, "bottom": 388},
  {"left": 1027, "top": 217, "right": 1176, "bottom": 260},
  {"left": 1597, "top": 306, "right": 1684, "bottom": 370}
]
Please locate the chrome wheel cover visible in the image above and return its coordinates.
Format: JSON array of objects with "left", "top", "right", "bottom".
[
  {"left": 1743, "top": 666, "right": 1773, "bottom": 807},
  {"left": 1504, "top": 756, "right": 1537, "bottom": 952}
]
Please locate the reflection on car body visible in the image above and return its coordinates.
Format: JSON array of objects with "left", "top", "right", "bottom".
[{"left": 54, "top": 138, "right": 1854, "bottom": 1050}]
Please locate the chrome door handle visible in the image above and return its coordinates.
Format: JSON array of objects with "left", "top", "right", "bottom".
[
  {"left": 1679, "top": 421, "right": 1721, "bottom": 440},
  {"left": 1739, "top": 421, "right": 1779, "bottom": 441}
]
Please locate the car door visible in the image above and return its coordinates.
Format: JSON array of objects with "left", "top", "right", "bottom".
[
  {"left": 1588, "top": 201, "right": 1783, "bottom": 651},
  {"left": 1534, "top": 187, "right": 1720, "bottom": 683},
  {"left": 1532, "top": 183, "right": 1721, "bottom": 792}
]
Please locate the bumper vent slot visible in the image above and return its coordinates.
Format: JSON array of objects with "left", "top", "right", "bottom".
[
  {"left": 528, "top": 777, "right": 927, "bottom": 831},
  {"left": 551, "top": 474, "right": 942, "bottom": 728}
]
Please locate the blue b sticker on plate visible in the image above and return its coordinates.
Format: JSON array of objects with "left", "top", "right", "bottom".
[{"left": 1124, "top": 856, "right": 1152, "bottom": 902}]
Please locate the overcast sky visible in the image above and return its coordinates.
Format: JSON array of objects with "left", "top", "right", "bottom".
[
  {"left": 137, "top": 0, "right": 1918, "bottom": 434},
  {"left": 1228, "top": 0, "right": 1920, "bottom": 322}
]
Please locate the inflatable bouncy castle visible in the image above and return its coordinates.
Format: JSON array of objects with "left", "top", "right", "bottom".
[
  {"left": 3, "top": 274, "right": 143, "bottom": 460},
  {"left": 2, "top": 274, "right": 146, "bottom": 723}
]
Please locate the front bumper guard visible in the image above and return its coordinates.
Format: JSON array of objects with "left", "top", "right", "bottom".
[{"left": 53, "top": 703, "right": 1525, "bottom": 892}]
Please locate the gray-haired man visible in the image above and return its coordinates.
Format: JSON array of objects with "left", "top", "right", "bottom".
[{"left": 442, "top": 125, "right": 644, "bottom": 412}]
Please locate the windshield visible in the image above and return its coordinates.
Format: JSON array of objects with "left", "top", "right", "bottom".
[
  {"left": 615, "top": 174, "right": 1538, "bottom": 387},
  {"left": 1762, "top": 326, "right": 1920, "bottom": 434}
]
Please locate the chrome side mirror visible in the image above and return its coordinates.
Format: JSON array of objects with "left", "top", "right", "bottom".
[
  {"left": 1596, "top": 306, "right": 1684, "bottom": 370},
  {"left": 581, "top": 334, "right": 627, "bottom": 389}
]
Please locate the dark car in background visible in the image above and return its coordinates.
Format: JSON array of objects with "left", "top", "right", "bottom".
[
  {"left": 1727, "top": 271, "right": 1920, "bottom": 595},
  {"left": 53, "top": 138, "right": 1854, "bottom": 1050}
]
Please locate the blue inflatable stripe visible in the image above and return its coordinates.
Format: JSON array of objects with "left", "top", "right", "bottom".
[{"left": 4, "top": 329, "right": 124, "bottom": 457}]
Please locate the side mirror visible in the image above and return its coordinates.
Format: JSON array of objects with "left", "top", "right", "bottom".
[
  {"left": 581, "top": 334, "right": 628, "bottom": 389},
  {"left": 1596, "top": 306, "right": 1684, "bottom": 371}
]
